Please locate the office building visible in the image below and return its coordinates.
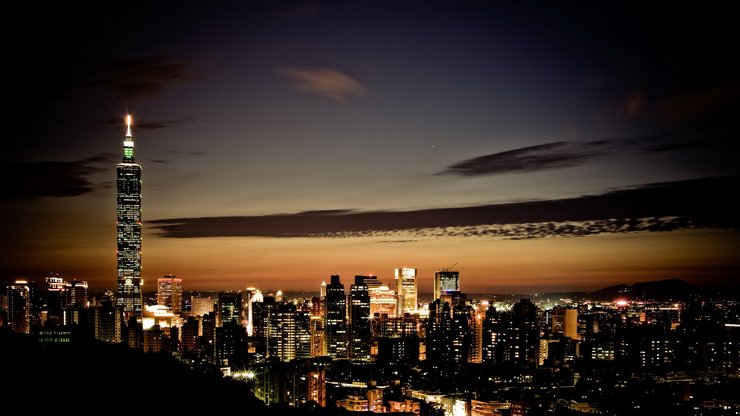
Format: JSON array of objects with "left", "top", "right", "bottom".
[
  {"left": 268, "top": 303, "right": 311, "bottom": 361},
  {"left": 395, "top": 267, "right": 417, "bottom": 314},
  {"left": 181, "top": 316, "right": 200, "bottom": 354},
  {"left": 191, "top": 296, "right": 215, "bottom": 317},
  {"left": 433, "top": 270, "right": 460, "bottom": 300},
  {"left": 67, "top": 280, "right": 88, "bottom": 308},
  {"left": 369, "top": 285, "right": 396, "bottom": 317},
  {"left": 116, "top": 115, "right": 143, "bottom": 321},
  {"left": 157, "top": 275, "right": 183, "bottom": 314},
  {"left": 46, "top": 274, "right": 67, "bottom": 319},
  {"left": 324, "top": 275, "right": 347, "bottom": 357},
  {"left": 7, "top": 280, "right": 30, "bottom": 334},
  {"left": 376, "top": 314, "right": 420, "bottom": 365},
  {"left": 349, "top": 275, "right": 371, "bottom": 359},
  {"left": 217, "top": 292, "right": 242, "bottom": 327}
]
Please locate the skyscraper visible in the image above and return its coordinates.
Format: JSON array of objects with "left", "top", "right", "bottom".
[
  {"left": 324, "top": 275, "right": 347, "bottom": 357},
  {"left": 217, "top": 292, "right": 242, "bottom": 327},
  {"left": 349, "top": 275, "right": 371, "bottom": 359},
  {"left": 157, "top": 275, "right": 183, "bottom": 314},
  {"left": 67, "top": 280, "right": 88, "bottom": 308},
  {"left": 394, "top": 268, "right": 417, "bottom": 314},
  {"left": 7, "top": 280, "right": 30, "bottom": 334},
  {"left": 433, "top": 270, "right": 460, "bottom": 300},
  {"left": 116, "top": 115, "right": 143, "bottom": 321}
]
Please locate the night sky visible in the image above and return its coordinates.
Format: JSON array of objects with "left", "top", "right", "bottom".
[{"left": 4, "top": 1, "right": 739, "bottom": 293}]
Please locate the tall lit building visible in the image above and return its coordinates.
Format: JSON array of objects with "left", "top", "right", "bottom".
[
  {"left": 394, "top": 268, "right": 417, "bottom": 314},
  {"left": 245, "top": 287, "right": 263, "bottom": 336},
  {"left": 433, "top": 270, "right": 460, "bottom": 300},
  {"left": 94, "top": 298, "right": 122, "bottom": 343},
  {"left": 7, "top": 280, "right": 30, "bottom": 334},
  {"left": 349, "top": 276, "right": 371, "bottom": 359},
  {"left": 268, "top": 303, "right": 311, "bottom": 361},
  {"left": 310, "top": 315, "right": 326, "bottom": 357},
  {"left": 157, "top": 275, "right": 183, "bottom": 314},
  {"left": 369, "top": 285, "right": 396, "bottom": 317},
  {"left": 46, "top": 274, "right": 67, "bottom": 319},
  {"left": 217, "top": 292, "right": 242, "bottom": 327},
  {"left": 67, "top": 280, "right": 88, "bottom": 308},
  {"left": 564, "top": 308, "right": 579, "bottom": 340},
  {"left": 324, "top": 275, "right": 347, "bottom": 358},
  {"left": 376, "top": 314, "right": 420, "bottom": 365},
  {"left": 191, "top": 296, "right": 215, "bottom": 317},
  {"left": 116, "top": 115, "right": 143, "bottom": 321}
]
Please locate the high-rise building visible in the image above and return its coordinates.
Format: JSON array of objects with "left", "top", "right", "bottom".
[
  {"left": 481, "top": 305, "right": 498, "bottom": 365},
  {"left": 469, "top": 303, "right": 485, "bottom": 363},
  {"left": 143, "top": 324, "right": 167, "bottom": 353},
  {"left": 369, "top": 285, "right": 396, "bottom": 317},
  {"left": 217, "top": 292, "right": 242, "bottom": 327},
  {"left": 46, "top": 274, "right": 67, "bottom": 319},
  {"left": 433, "top": 270, "right": 460, "bottom": 300},
  {"left": 94, "top": 297, "right": 122, "bottom": 343},
  {"left": 310, "top": 315, "right": 325, "bottom": 357},
  {"left": 427, "top": 294, "right": 471, "bottom": 366},
  {"left": 349, "top": 275, "right": 371, "bottom": 359},
  {"left": 268, "top": 303, "right": 311, "bottom": 361},
  {"left": 116, "top": 115, "right": 143, "bottom": 321},
  {"left": 67, "top": 280, "right": 88, "bottom": 308},
  {"left": 394, "top": 268, "right": 417, "bottom": 314},
  {"left": 324, "top": 275, "right": 347, "bottom": 358},
  {"left": 497, "top": 299, "right": 540, "bottom": 367},
  {"left": 215, "top": 320, "right": 248, "bottom": 369},
  {"left": 180, "top": 316, "right": 200, "bottom": 354},
  {"left": 376, "top": 314, "right": 420, "bottom": 365},
  {"left": 191, "top": 296, "right": 215, "bottom": 317},
  {"left": 245, "top": 287, "right": 263, "bottom": 336},
  {"left": 7, "top": 280, "right": 30, "bottom": 334},
  {"left": 564, "top": 308, "right": 579, "bottom": 340},
  {"left": 157, "top": 275, "right": 183, "bottom": 314}
]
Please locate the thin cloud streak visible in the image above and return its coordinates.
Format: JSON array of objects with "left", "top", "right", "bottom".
[
  {"left": 149, "top": 177, "right": 740, "bottom": 239},
  {"left": 441, "top": 136, "right": 709, "bottom": 176},
  {"left": 276, "top": 66, "right": 369, "bottom": 102}
]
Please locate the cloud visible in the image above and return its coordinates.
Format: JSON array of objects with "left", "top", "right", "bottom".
[
  {"left": 89, "top": 56, "right": 194, "bottom": 99},
  {"left": 100, "top": 116, "right": 195, "bottom": 130},
  {"left": 1, "top": 154, "right": 115, "bottom": 200},
  {"left": 149, "top": 176, "right": 740, "bottom": 239},
  {"left": 441, "top": 136, "right": 708, "bottom": 177},
  {"left": 276, "top": 66, "right": 369, "bottom": 102}
]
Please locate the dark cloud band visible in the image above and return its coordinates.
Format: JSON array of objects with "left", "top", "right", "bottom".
[
  {"left": 149, "top": 176, "right": 740, "bottom": 239},
  {"left": 441, "top": 136, "right": 708, "bottom": 176},
  {"left": 1, "top": 154, "right": 114, "bottom": 200}
]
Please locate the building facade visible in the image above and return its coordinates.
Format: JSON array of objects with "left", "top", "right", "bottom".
[
  {"left": 395, "top": 267, "right": 417, "bottom": 314},
  {"left": 324, "top": 275, "right": 347, "bottom": 357},
  {"left": 433, "top": 270, "right": 460, "bottom": 300},
  {"left": 116, "top": 115, "right": 143, "bottom": 321}
]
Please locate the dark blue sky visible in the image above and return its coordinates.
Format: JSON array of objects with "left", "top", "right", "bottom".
[{"left": 3, "top": 1, "right": 739, "bottom": 291}]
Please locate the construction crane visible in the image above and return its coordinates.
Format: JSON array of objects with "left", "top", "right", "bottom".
[{"left": 440, "top": 262, "right": 457, "bottom": 272}]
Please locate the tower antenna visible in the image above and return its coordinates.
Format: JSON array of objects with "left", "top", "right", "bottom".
[{"left": 125, "top": 114, "right": 133, "bottom": 138}]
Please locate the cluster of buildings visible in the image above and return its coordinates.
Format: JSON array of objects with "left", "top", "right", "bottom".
[{"left": 2, "top": 116, "right": 739, "bottom": 415}]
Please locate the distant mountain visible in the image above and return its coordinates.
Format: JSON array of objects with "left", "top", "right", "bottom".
[{"left": 590, "top": 278, "right": 701, "bottom": 301}]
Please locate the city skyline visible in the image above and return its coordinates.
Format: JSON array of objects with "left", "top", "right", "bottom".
[{"left": 3, "top": 2, "right": 739, "bottom": 293}]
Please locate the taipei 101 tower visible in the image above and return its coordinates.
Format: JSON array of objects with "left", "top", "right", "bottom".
[{"left": 116, "top": 115, "right": 143, "bottom": 321}]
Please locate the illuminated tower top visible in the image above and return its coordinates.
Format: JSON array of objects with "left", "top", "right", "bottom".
[{"left": 123, "top": 114, "right": 135, "bottom": 162}]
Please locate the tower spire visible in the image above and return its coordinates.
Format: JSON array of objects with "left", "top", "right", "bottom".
[
  {"left": 126, "top": 114, "right": 132, "bottom": 138},
  {"left": 123, "top": 114, "right": 135, "bottom": 161}
]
